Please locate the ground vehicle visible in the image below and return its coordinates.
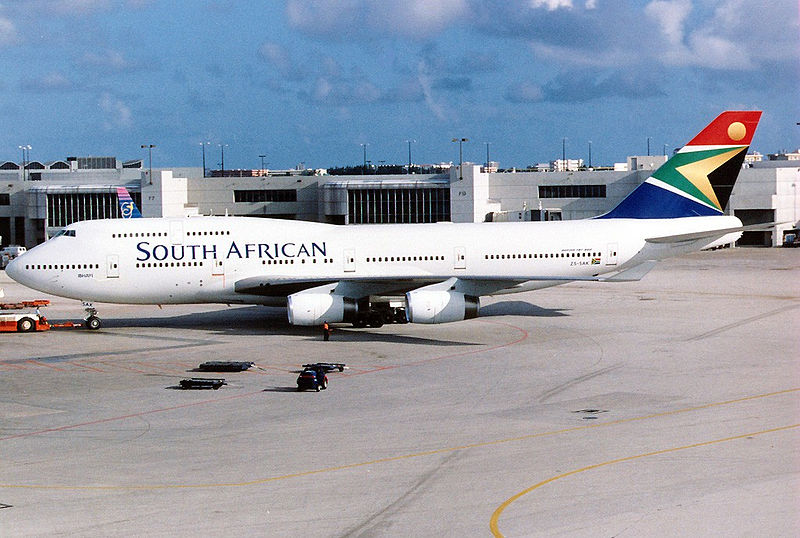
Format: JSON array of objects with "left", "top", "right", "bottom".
[
  {"left": 0, "top": 245, "right": 26, "bottom": 269},
  {"left": 0, "top": 300, "right": 99, "bottom": 332},
  {"left": 782, "top": 229, "right": 799, "bottom": 247},
  {"left": 0, "top": 309, "right": 49, "bottom": 332},
  {"left": 296, "top": 367, "right": 328, "bottom": 391}
]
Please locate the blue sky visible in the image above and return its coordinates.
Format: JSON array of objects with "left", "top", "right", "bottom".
[{"left": 0, "top": 1, "right": 797, "bottom": 170}]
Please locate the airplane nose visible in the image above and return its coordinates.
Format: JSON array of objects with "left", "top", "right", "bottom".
[{"left": 5, "top": 256, "right": 23, "bottom": 283}]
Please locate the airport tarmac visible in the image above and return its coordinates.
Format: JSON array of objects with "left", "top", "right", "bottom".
[{"left": 0, "top": 248, "right": 798, "bottom": 537}]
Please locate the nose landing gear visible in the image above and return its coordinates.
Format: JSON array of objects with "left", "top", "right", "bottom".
[{"left": 82, "top": 302, "right": 102, "bottom": 330}]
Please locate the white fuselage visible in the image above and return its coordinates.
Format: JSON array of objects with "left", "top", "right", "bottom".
[{"left": 6, "top": 215, "right": 742, "bottom": 306}]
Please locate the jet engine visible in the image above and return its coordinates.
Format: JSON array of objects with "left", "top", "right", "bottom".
[
  {"left": 405, "top": 290, "right": 479, "bottom": 324},
  {"left": 287, "top": 293, "right": 357, "bottom": 326}
]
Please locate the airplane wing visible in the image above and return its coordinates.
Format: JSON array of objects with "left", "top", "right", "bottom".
[
  {"left": 234, "top": 275, "right": 448, "bottom": 298},
  {"left": 234, "top": 275, "right": 533, "bottom": 299},
  {"left": 233, "top": 270, "right": 650, "bottom": 300}
]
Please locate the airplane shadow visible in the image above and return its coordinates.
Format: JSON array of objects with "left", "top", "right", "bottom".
[
  {"left": 309, "top": 328, "right": 480, "bottom": 347},
  {"left": 99, "top": 306, "right": 284, "bottom": 334},
  {"left": 479, "top": 300, "right": 569, "bottom": 318},
  {"left": 94, "top": 306, "right": 478, "bottom": 347}
]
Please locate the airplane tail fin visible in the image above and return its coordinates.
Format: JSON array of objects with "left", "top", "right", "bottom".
[
  {"left": 116, "top": 187, "right": 142, "bottom": 218},
  {"left": 598, "top": 111, "right": 762, "bottom": 219}
]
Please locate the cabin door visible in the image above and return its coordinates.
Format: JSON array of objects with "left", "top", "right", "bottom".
[
  {"left": 107, "top": 254, "right": 119, "bottom": 278},
  {"left": 169, "top": 220, "right": 183, "bottom": 245},
  {"left": 454, "top": 246, "right": 466, "bottom": 270},
  {"left": 606, "top": 243, "right": 618, "bottom": 266},
  {"left": 343, "top": 249, "right": 356, "bottom": 273}
]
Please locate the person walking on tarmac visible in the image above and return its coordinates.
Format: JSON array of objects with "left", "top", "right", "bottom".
[{"left": 322, "top": 321, "right": 331, "bottom": 341}]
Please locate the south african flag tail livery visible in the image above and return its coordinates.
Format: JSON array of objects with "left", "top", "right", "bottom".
[{"left": 599, "top": 110, "right": 762, "bottom": 219}]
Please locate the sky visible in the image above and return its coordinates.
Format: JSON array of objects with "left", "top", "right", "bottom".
[{"left": 0, "top": 0, "right": 797, "bottom": 171}]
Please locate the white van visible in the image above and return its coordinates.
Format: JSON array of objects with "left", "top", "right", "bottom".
[{"left": 0, "top": 245, "right": 26, "bottom": 269}]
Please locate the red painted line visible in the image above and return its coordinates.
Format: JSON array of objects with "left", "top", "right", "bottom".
[
  {"left": 26, "top": 360, "right": 67, "bottom": 372},
  {"left": 0, "top": 362, "right": 26, "bottom": 370},
  {"left": 0, "top": 390, "right": 265, "bottom": 442},
  {"left": 94, "top": 360, "right": 147, "bottom": 374},
  {"left": 70, "top": 362, "right": 105, "bottom": 373},
  {"left": 130, "top": 362, "right": 185, "bottom": 375}
]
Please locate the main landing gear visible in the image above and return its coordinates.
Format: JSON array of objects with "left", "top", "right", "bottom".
[
  {"left": 82, "top": 302, "right": 102, "bottom": 330},
  {"left": 351, "top": 305, "right": 408, "bottom": 328}
]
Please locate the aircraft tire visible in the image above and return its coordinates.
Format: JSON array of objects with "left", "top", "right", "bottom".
[{"left": 85, "top": 316, "right": 101, "bottom": 330}]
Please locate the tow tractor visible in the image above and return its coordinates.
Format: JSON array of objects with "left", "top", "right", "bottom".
[
  {"left": 296, "top": 363, "right": 348, "bottom": 392},
  {"left": 0, "top": 300, "right": 101, "bottom": 332}
]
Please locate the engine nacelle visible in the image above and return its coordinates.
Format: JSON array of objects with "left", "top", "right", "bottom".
[
  {"left": 287, "top": 293, "right": 357, "bottom": 326},
  {"left": 405, "top": 290, "right": 479, "bottom": 324}
]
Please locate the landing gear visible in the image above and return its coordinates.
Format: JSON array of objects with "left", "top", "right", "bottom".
[
  {"left": 351, "top": 305, "right": 407, "bottom": 328},
  {"left": 82, "top": 303, "right": 101, "bottom": 330}
]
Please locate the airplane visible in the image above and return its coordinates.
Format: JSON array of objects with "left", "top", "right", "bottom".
[{"left": 6, "top": 110, "right": 762, "bottom": 329}]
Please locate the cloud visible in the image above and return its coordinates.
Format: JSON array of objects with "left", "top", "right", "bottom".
[
  {"left": 259, "top": 42, "right": 291, "bottom": 71},
  {"left": 417, "top": 60, "right": 448, "bottom": 121},
  {"left": 644, "top": 0, "right": 797, "bottom": 71},
  {"left": 644, "top": 0, "right": 691, "bottom": 47},
  {"left": 433, "top": 77, "right": 471, "bottom": 91},
  {"left": 301, "top": 74, "right": 424, "bottom": 107},
  {"left": 20, "top": 72, "right": 73, "bottom": 92},
  {"left": 0, "top": 15, "right": 15, "bottom": 46},
  {"left": 35, "top": 0, "right": 111, "bottom": 14},
  {"left": 507, "top": 70, "right": 665, "bottom": 103},
  {"left": 99, "top": 92, "right": 132, "bottom": 129},
  {"left": 505, "top": 82, "right": 543, "bottom": 103},
  {"left": 79, "top": 50, "right": 143, "bottom": 73},
  {"left": 286, "top": 0, "right": 468, "bottom": 39},
  {"left": 257, "top": 41, "right": 308, "bottom": 81},
  {"left": 529, "top": 0, "right": 573, "bottom": 10}
]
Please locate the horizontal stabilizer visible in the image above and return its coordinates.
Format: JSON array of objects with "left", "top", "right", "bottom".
[{"left": 645, "top": 222, "right": 778, "bottom": 244}]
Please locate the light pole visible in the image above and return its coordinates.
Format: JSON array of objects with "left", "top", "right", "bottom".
[
  {"left": 200, "top": 142, "right": 210, "bottom": 177},
  {"left": 140, "top": 144, "right": 155, "bottom": 185},
  {"left": 259, "top": 154, "right": 267, "bottom": 176},
  {"left": 452, "top": 138, "right": 468, "bottom": 180},
  {"left": 485, "top": 142, "right": 491, "bottom": 169},
  {"left": 588, "top": 140, "right": 592, "bottom": 169},
  {"left": 406, "top": 139, "right": 415, "bottom": 173},
  {"left": 561, "top": 137, "right": 567, "bottom": 171},
  {"left": 18, "top": 144, "right": 31, "bottom": 181},
  {"left": 361, "top": 143, "right": 368, "bottom": 175},
  {"left": 218, "top": 143, "right": 228, "bottom": 176},
  {"left": 663, "top": 143, "right": 668, "bottom": 156},
  {"left": 647, "top": 136, "right": 652, "bottom": 156}
]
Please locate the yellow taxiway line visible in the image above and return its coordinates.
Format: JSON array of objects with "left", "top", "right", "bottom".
[{"left": 489, "top": 422, "right": 800, "bottom": 537}]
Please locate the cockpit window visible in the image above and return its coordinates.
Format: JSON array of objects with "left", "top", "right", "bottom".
[{"left": 52, "top": 229, "right": 76, "bottom": 238}]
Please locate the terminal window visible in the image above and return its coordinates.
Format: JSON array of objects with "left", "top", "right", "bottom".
[
  {"left": 538, "top": 185, "right": 606, "bottom": 198},
  {"left": 348, "top": 187, "right": 450, "bottom": 224},
  {"left": 47, "top": 191, "right": 142, "bottom": 227},
  {"left": 0, "top": 193, "right": 9, "bottom": 205},
  {"left": 234, "top": 189, "right": 298, "bottom": 203}
]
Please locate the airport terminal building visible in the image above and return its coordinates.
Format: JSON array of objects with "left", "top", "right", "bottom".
[{"left": 1, "top": 152, "right": 798, "bottom": 248}]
